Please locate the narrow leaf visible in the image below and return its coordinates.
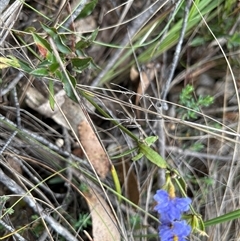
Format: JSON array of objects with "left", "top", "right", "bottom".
[
  {"left": 32, "top": 32, "right": 52, "bottom": 58},
  {"left": 138, "top": 142, "right": 167, "bottom": 168},
  {"left": 132, "top": 153, "right": 143, "bottom": 161},
  {"left": 111, "top": 147, "right": 137, "bottom": 159},
  {"left": 41, "top": 23, "right": 71, "bottom": 54},
  {"left": 30, "top": 68, "right": 49, "bottom": 76},
  {"left": 111, "top": 165, "right": 121, "bottom": 202},
  {"left": 71, "top": 57, "right": 92, "bottom": 71},
  {"left": 54, "top": 35, "right": 71, "bottom": 54},
  {"left": 41, "top": 23, "right": 57, "bottom": 38},
  {"left": 76, "top": 0, "right": 98, "bottom": 19},
  {"left": 55, "top": 70, "right": 78, "bottom": 102}
]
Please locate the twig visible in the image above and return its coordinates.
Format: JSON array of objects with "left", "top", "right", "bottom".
[
  {"left": 0, "top": 87, "right": 21, "bottom": 155},
  {"left": 0, "top": 0, "right": 23, "bottom": 46},
  {"left": 0, "top": 131, "right": 17, "bottom": 155},
  {"left": 62, "top": 0, "right": 88, "bottom": 30},
  {"left": 12, "top": 87, "right": 21, "bottom": 128},
  {"left": 91, "top": 0, "right": 169, "bottom": 87},
  {"left": 0, "top": 72, "right": 24, "bottom": 97},
  {"left": 0, "top": 219, "right": 27, "bottom": 241},
  {"left": 61, "top": 127, "right": 74, "bottom": 208},
  {"left": 161, "top": 0, "right": 192, "bottom": 110},
  {"left": 0, "top": 168, "right": 79, "bottom": 241},
  {"left": 166, "top": 146, "right": 232, "bottom": 162}
]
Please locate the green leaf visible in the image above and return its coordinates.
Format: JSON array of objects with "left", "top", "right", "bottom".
[
  {"left": 190, "top": 37, "right": 206, "bottom": 47},
  {"left": 76, "top": 39, "right": 90, "bottom": 49},
  {"left": 30, "top": 68, "right": 49, "bottom": 76},
  {"left": 132, "top": 152, "right": 143, "bottom": 161},
  {"left": 24, "top": 26, "right": 36, "bottom": 33},
  {"left": 54, "top": 35, "right": 71, "bottom": 54},
  {"left": 55, "top": 70, "right": 78, "bottom": 102},
  {"left": 138, "top": 141, "right": 167, "bottom": 168},
  {"left": 205, "top": 208, "right": 240, "bottom": 227},
  {"left": 76, "top": 28, "right": 98, "bottom": 50},
  {"left": 0, "top": 56, "right": 20, "bottom": 69},
  {"left": 48, "top": 62, "right": 59, "bottom": 72},
  {"left": 17, "top": 58, "right": 33, "bottom": 73},
  {"left": 144, "top": 136, "right": 158, "bottom": 146},
  {"left": 32, "top": 32, "right": 52, "bottom": 58},
  {"left": 6, "top": 207, "right": 14, "bottom": 215},
  {"left": 111, "top": 147, "right": 137, "bottom": 159},
  {"left": 132, "top": 136, "right": 160, "bottom": 162},
  {"left": 41, "top": 23, "right": 71, "bottom": 54},
  {"left": 89, "top": 28, "right": 99, "bottom": 42},
  {"left": 48, "top": 176, "right": 64, "bottom": 184},
  {"left": 41, "top": 23, "right": 57, "bottom": 37},
  {"left": 37, "top": 59, "right": 51, "bottom": 68},
  {"left": 71, "top": 57, "right": 92, "bottom": 71},
  {"left": 76, "top": 0, "right": 98, "bottom": 19},
  {"left": 111, "top": 165, "right": 122, "bottom": 202}
]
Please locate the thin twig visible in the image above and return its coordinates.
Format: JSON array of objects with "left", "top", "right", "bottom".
[
  {"left": 0, "top": 0, "right": 23, "bottom": 46},
  {"left": 166, "top": 146, "right": 232, "bottom": 161},
  {"left": 0, "top": 131, "right": 17, "bottom": 155},
  {"left": 162, "top": 0, "right": 192, "bottom": 110},
  {"left": 12, "top": 87, "right": 21, "bottom": 128},
  {"left": 62, "top": 0, "right": 88, "bottom": 30},
  {"left": 0, "top": 219, "right": 27, "bottom": 241},
  {"left": 0, "top": 72, "right": 24, "bottom": 97}
]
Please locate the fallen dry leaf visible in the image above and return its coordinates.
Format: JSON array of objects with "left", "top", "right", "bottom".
[
  {"left": 85, "top": 188, "right": 120, "bottom": 241},
  {"left": 135, "top": 71, "right": 150, "bottom": 106},
  {"left": 130, "top": 65, "right": 139, "bottom": 82},
  {"left": 25, "top": 88, "right": 93, "bottom": 134},
  {"left": 116, "top": 161, "right": 139, "bottom": 205},
  {"left": 135, "top": 63, "right": 156, "bottom": 106},
  {"left": 78, "top": 120, "right": 110, "bottom": 179}
]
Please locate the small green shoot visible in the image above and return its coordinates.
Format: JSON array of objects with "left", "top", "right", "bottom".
[
  {"left": 74, "top": 213, "right": 91, "bottom": 230},
  {"left": 179, "top": 84, "right": 214, "bottom": 119}
]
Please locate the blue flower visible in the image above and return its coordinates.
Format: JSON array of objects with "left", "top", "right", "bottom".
[
  {"left": 159, "top": 220, "right": 191, "bottom": 241},
  {"left": 154, "top": 190, "right": 191, "bottom": 222}
]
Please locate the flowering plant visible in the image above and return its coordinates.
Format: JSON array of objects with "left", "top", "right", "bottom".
[{"left": 154, "top": 179, "right": 192, "bottom": 240}]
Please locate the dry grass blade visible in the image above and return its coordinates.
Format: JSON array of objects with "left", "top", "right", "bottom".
[{"left": 0, "top": 0, "right": 23, "bottom": 46}]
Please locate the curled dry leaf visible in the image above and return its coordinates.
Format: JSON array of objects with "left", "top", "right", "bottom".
[
  {"left": 135, "top": 71, "right": 150, "bottom": 106},
  {"left": 85, "top": 188, "right": 120, "bottom": 241},
  {"left": 135, "top": 63, "right": 155, "bottom": 106},
  {"left": 78, "top": 120, "right": 110, "bottom": 179},
  {"left": 130, "top": 65, "right": 139, "bottom": 82}
]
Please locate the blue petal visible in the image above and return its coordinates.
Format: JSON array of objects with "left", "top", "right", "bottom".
[{"left": 159, "top": 220, "right": 191, "bottom": 241}]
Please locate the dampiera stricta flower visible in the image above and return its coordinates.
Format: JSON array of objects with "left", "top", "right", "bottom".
[
  {"left": 159, "top": 220, "right": 191, "bottom": 241},
  {"left": 154, "top": 190, "right": 192, "bottom": 222}
]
